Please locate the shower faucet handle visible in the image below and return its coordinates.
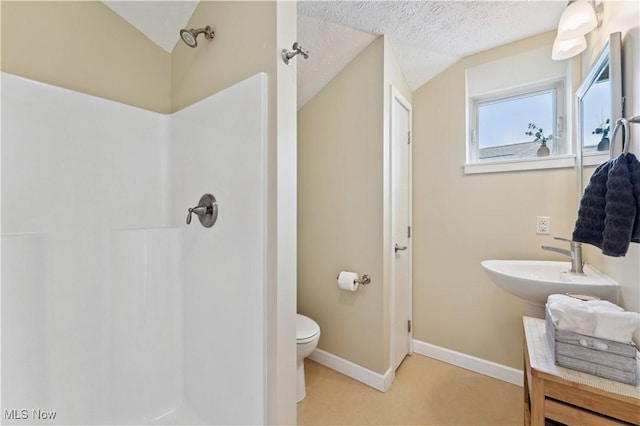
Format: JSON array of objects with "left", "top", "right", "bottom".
[
  {"left": 186, "top": 206, "right": 207, "bottom": 224},
  {"left": 186, "top": 194, "right": 218, "bottom": 228}
]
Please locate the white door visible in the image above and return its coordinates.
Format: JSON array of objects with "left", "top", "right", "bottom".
[{"left": 391, "top": 88, "right": 413, "bottom": 371}]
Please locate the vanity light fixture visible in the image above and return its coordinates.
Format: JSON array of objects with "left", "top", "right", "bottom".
[
  {"left": 552, "top": 0, "right": 602, "bottom": 61},
  {"left": 552, "top": 35, "right": 587, "bottom": 61}
]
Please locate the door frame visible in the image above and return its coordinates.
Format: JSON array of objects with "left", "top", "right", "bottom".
[{"left": 389, "top": 85, "right": 413, "bottom": 372}]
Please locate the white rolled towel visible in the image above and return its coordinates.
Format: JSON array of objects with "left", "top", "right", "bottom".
[
  {"left": 547, "top": 302, "right": 597, "bottom": 335},
  {"left": 592, "top": 311, "right": 639, "bottom": 344},
  {"left": 547, "top": 294, "right": 583, "bottom": 306},
  {"left": 585, "top": 299, "right": 625, "bottom": 312}
]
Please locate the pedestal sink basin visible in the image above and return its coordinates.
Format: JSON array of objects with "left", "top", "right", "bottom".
[{"left": 481, "top": 260, "right": 619, "bottom": 317}]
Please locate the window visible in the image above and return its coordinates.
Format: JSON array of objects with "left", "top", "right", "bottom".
[{"left": 466, "top": 79, "right": 573, "bottom": 174}]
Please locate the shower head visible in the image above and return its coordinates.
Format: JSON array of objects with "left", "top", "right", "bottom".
[{"left": 179, "top": 26, "right": 214, "bottom": 48}]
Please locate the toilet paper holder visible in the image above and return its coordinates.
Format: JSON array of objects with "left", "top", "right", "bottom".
[{"left": 336, "top": 273, "right": 371, "bottom": 286}]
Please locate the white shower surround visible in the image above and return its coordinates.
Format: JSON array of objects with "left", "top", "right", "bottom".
[{"left": 1, "top": 72, "right": 268, "bottom": 425}]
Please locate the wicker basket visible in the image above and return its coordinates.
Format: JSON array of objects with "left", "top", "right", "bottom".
[{"left": 545, "top": 306, "right": 638, "bottom": 386}]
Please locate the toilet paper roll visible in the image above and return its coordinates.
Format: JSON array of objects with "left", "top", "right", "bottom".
[{"left": 338, "top": 271, "right": 359, "bottom": 292}]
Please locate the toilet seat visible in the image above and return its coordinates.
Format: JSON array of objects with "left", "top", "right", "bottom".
[{"left": 296, "top": 314, "right": 320, "bottom": 344}]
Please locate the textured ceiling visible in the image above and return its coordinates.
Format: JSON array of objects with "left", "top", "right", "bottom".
[
  {"left": 298, "top": 1, "right": 566, "bottom": 107},
  {"left": 297, "top": 16, "right": 378, "bottom": 108},
  {"left": 101, "top": 1, "right": 566, "bottom": 109}
]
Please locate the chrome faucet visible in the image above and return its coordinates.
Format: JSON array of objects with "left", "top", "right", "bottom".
[{"left": 541, "top": 236, "right": 584, "bottom": 274}]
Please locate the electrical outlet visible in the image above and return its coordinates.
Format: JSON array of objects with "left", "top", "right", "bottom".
[{"left": 536, "top": 216, "right": 550, "bottom": 235}]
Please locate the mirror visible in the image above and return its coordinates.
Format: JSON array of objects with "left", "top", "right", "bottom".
[{"left": 576, "top": 32, "right": 623, "bottom": 193}]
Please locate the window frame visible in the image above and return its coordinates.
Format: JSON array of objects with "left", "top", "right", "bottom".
[{"left": 465, "top": 78, "right": 573, "bottom": 174}]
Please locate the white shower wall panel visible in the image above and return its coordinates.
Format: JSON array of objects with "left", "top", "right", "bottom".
[
  {"left": 1, "top": 71, "right": 270, "bottom": 425},
  {"left": 109, "top": 228, "right": 182, "bottom": 424},
  {"left": 1, "top": 234, "right": 47, "bottom": 417},
  {"left": 171, "top": 73, "right": 268, "bottom": 425},
  {"left": 1, "top": 73, "right": 170, "bottom": 424}
]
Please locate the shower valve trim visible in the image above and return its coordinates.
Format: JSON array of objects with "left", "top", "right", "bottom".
[{"left": 186, "top": 194, "right": 218, "bottom": 228}]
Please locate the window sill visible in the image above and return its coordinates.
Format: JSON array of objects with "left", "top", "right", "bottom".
[
  {"left": 582, "top": 152, "right": 609, "bottom": 166},
  {"left": 464, "top": 155, "right": 576, "bottom": 174}
]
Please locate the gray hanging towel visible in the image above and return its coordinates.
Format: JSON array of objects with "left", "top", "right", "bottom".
[
  {"left": 602, "top": 154, "right": 636, "bottom": 256},
  {"left": 572, "top": 160, "right": 610, "bottom": 248}
]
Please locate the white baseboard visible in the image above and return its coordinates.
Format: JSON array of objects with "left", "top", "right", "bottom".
[
  {"left": 412, "top": 339, "right": 523, "bottom": 387},
  {"left": 308, "top": 348, "right": 394, "bottom": 392}
]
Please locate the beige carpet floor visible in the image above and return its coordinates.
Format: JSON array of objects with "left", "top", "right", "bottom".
[{"left": 297, "top": 354, "right": 523, "bottom": 425}]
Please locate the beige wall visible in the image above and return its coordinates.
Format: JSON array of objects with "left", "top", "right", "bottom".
[
  {"left": 412, "top": 31, "right": 579, "bottom": 370},
  {"left": 171, "top": 1, "right": 275, "bottom": 112},
  {"left": 384, "top": 38, "right": 411, "bottom": 101},
  {"left": 581, "top": 0, "right": 640, "bottom": 313},
  {"left": 0, "top": 1, "right": 171, "bottom": 113},
  {"left": 298, "top": 37, "right": 386, "bottom": 374},
  {"left": 298, "top": 36, "right": 411, "bottom": 375},
  {"left": 274, "top": 2, "right": 299, "bottom": 423},
  {"left": 171, "top": 2, "right": 298, "bottom": 423},
  {"left": 382, "top": 38, "right": 412, "bottom": 369}
]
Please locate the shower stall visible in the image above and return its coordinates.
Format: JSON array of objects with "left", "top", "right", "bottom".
[{"left": 1, "top": 71, "right": 269, "bottom": 425}]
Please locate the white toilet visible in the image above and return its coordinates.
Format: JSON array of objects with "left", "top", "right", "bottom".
[{"left": 296, "top": 313, "right": 320, "bottom": 402}]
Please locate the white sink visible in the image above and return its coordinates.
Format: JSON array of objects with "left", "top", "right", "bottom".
[{"left": 481, "top": 260, "right": 619, "bottom": 317}]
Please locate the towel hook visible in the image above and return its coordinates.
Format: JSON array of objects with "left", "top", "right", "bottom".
[
  {"left": 610, "top": 115, "right": 640, "bottom": 157},
  {"left": 282, "top": 42, "right": 309, "bottom": 65},
  {"left": 610, "top": 118, "right": 630, "bottom": 157}
]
